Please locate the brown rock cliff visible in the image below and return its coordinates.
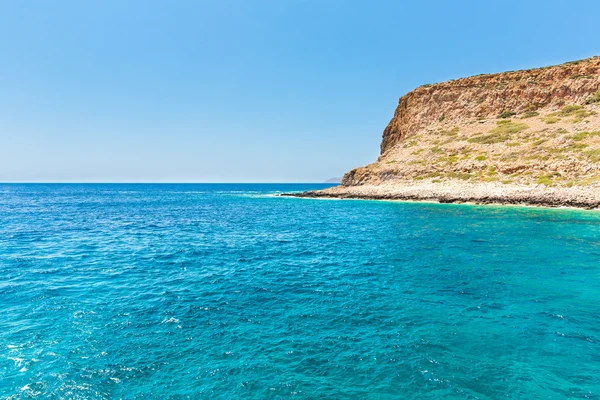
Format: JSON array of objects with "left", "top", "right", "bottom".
[
  {"left": 379, "top": 57, "right": 600, "bottom": 154},
  {"left": 338, "top": 57, "right": 600, "bottom": 189}
]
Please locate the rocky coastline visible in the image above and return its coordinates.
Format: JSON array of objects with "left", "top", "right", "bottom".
[
  {"left": 282, "top": 182, "right": 600, "bottom": 210},
  {"left": 288, "top": 57, "right": 600, "bottom": 210}
]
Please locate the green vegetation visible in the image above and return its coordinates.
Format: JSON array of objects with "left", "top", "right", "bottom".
[
  {"left": 468, "top": 133, "right": 508, "bottom": 144},
  {"left": 542, "top": 116, "right": 561, "bottom": 124},
  {"left": 521, "top": 111, "right": 539, "bottom": 118},
  {"left": 525, "top": 154, "right": 549, "bottom": 161},
  {"left": 536, "top": 172, "right": 561, "bottom": 186},
  {"left": 498, "top": 111, "right": 516, "bottom": 119},
  {"left": 408, "top": 160, "right": 425, "bottom": 165},
  {"left": 536, "top": 176, "right": 553, "bottom": 185},
  {"left": 565, "top": 142, "right": 588, "bottom": 151},
  {"left": 578, "top": 175, "right": 600, "bottom": 185},
  {"left": 572, "top": 131, "right": 600, "bottom": 141},
  {"left": 467, "top": 121, "right": 528, "bottom": 144},
  {"left": 558, "top": 105, "right": 594, "bottom": 122},
  {"left": 475, "top": 155, "right": 487, "bottom": 161},
  {"left": 584, "top": 148, "right": 600, "bottom": 162},
  {"left": 438, "top": 113, "right": 445, "bottom": 122},
  {"left": 558, "top": 105, "right": 583, "bottom": 115},
  {"left": 541, "top": 105, "right": 596, "bottom": 124},
  {"left": 491, "top": 120, "right": 529, "bottom": 134},
  {"left": 570, "top": 74, "right": 594, "bottom": 80},
  {"left": 523, "top": 103, "right": 542, "bottom": 112},
  {"left": 414, "top": 172, "right": 440, "bottom": 180},
  {"left": 500, "top": 152, "right": 521, "bottom": 162},
  {"left": 586, "top": 90, "right": 600, "bottom": 104},
  {"left": 440, "top": 127, "right": 459, "bottom": 136},
  {"left": 446, "top": 172, "right": 473, "bottom": 180},
  {"left": 544, "top": 146, "right": 570, "bottom": 158}
]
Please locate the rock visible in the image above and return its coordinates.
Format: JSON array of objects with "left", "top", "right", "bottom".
[
  {"left": 291, "top": 57, "right": 600, "bottom": 209},
  {"left": 380, "top": 57, "right": 600, "bottom": 153}
]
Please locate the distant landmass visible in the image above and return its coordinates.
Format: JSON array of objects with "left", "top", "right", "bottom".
[
  {"left": 323, "top": 177, "right": 342, "bottom": 183},
  {"left": 292, "top": 57, "right": 600, "bottom": 209}
]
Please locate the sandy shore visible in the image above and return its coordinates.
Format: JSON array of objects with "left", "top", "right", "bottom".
[{"left": 282, "top": 182, "right": 600, "bottom": 210}]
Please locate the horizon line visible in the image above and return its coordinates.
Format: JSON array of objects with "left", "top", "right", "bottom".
[{"left": 0, "top": 181, "right": 339, "bottom": 184}]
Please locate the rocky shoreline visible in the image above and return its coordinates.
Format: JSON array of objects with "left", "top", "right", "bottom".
[
  {"left": 285, "top": 58, "right": 600, "bottom": 210},
  {"left": 282, "top": 182, "right": 600, "bottom": 210}
]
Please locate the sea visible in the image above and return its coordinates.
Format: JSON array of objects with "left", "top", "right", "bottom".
[{"left": 1, "top": 183, "right": 600, "bottom": 399}]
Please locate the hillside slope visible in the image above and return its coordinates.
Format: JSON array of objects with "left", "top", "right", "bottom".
[{"left": 293, "top": 57, "right": 600, "bottom": 208}]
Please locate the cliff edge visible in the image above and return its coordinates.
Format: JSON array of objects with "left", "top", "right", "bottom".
[{"left": 291, "top": 57, "right": 600, "bottom": 208}]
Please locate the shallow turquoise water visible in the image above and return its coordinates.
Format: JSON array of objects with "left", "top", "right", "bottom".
[{"left": 1, "top": 183, "right": 600, "bottom": 399}]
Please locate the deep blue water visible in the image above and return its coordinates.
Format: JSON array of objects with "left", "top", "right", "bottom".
[{"left": 1, "top": 183, "right": 600, "bottom": 399}]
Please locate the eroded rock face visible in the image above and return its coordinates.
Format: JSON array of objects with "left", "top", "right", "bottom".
[
  {"left": 338, "top": 57, "right": 600, "bottom": 190},
  {"left": 379, "top": 57, "right": 600, "bottom": 154}
]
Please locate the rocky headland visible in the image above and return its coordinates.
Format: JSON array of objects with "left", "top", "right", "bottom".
[{"left": 289, "top": 57, "right": 600, "bottom": 209}]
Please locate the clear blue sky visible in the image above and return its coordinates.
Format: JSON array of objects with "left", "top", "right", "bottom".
[{"left": 1, "top": 0, "right": 598, "bottom": 182}]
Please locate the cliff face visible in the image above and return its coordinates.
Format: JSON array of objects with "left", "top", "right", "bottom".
[
  {"left": 340, "top": 57, "right": 600, "bottom": 189},
  {"left": 379, "top": 57, "right": 600, "bottom": 154}
]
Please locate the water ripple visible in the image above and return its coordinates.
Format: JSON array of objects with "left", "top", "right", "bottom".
[{"left": 1, "top": 183, "right": 599, "bottom": 398}]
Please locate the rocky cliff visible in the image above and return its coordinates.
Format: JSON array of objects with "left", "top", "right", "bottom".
[
  {"left": 290, "top": 57, "right": 600, "bottom": 208},
  {"left": 338, "top": 57, "right": 600, "bottom": 190},
  {"left": 379, "top": 57, "right": 600, "bottom": 155}
]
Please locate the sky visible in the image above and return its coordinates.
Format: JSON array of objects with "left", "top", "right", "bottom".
[{"left": 1, "top": 0, "right": 599, "bottom": 182}]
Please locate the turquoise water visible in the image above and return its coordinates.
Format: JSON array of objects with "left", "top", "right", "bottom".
[{"left": 1, "top": 184, "right": 600, "bottom": 399}]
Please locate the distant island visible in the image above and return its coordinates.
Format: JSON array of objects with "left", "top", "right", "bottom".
[
  {"left": 323, "top": 177, "right": 342, "bottom": 183},
  {"left": 291, "top": 57, "right": 600, "bottom": 209}
]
